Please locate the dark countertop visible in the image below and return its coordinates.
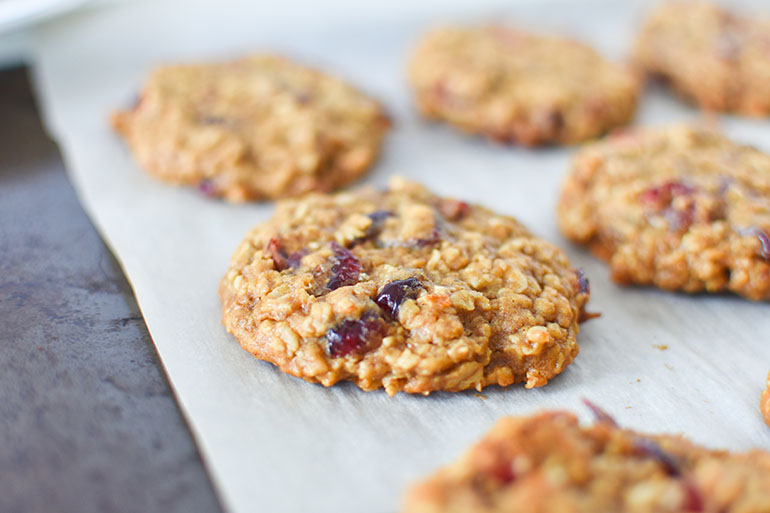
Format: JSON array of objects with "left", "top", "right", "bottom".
[{"left": 0, "top": 66, "right": 223, "bottom": 513}]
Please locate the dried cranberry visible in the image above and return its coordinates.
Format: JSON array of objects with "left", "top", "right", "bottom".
[
  {"left": 583, "top": 399, "right": 618, "bottom": 428},
  {"left": 682, "top": 480, "right": 704, "bottom": 512},
  {"left": 375, "top": 277, "right": 422, "bottom": 319},
  {"left": 326, "top": 312, "right": 385, "bottom": 358},
  {"left": 576, "top": 269, "right": 590, "bottom": 295},
  {"left": 267, "top": 238, "right": 303, "bottom": 271},
  {"left": 413, "top": 228, "right": 442, "bottom": 247},
  {"left": 438, "top": 199, "right": 471, "bottom": 221},
  {"left": 633, "top": 438, "right": 680, "bottom": 477},
  {"left": 756, "top": 230, "right": 770, "bottom": 261},
  {"left": 351, "top": 210, "right": 393, "bottom": 247},
  {"left": 198, "top": 179, "right": 218, "bottom": 198},
  {"left": 327, "top": 241, "right": 361, "bottom": 290},
  {"left": 535, "top": 109, "right": 563, "bottom": 135},
  {"left": 368, "top": 210, "right": 393, "bottom": 224},
  {"left": 641, "top": 181, "right": 698, "bottom": 230},
  {"left": 641, "top": 181, "right": 695, "bottom": 207},
  {"left": 489, "top": 460, "right": 516, "bottom": 485}
]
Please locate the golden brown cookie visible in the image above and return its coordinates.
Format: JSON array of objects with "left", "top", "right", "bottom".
[
  {"left": 111, "top": 55, "right": 389, "bottom": 202},
  {"left": 403, "top": 408, "right": 770, "bottom": 513},
  {"left": 558, "top": 125, "right": 770, "bottom": 301},
  {"left": 408, "top": 25, "right": 639, "bottom": 146},
  {"left": 219, "top": 177, "right": 590, "bottom": 395},
  {"left": 635, "top": 1, "right": 770, "bottom": 116}
]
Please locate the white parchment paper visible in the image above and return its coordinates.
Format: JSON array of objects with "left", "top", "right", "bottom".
[{"left": 30, "top": 0, "right": 770, "bottom": 511}]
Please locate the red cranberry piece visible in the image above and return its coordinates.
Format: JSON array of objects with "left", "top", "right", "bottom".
[
  {"left": 583, "top": 399, "right": 619, "bottom": 428},
  {"left": 327, "top": 241, "right": 361, "bottom": 290},
  {"left": 198, "top": 179, "right": 218, "bottom": 198},
  {"left": 633, "top": 438, "right": 680, "bottom": 477},
  {"left": 375, "top": 277, "right": 422, "bottom": 319},
  {"left": 267, "top": 238, "right": 303, "bottom": 271},
  {"left": 438, "top": 199, "right": 471, "bottom": 221},
  {"left": 641, "top": 181, "right": 695, "bottom": 207},
  {"left": 642, "top": 181, "right": 698, "bottom": 230},
  {"left": 489, "top": 460, "right": 516, "bottom": 485},
  {"left": 351, "top": 210, "right": 394, "bottom": 247},
  {"left": 682, "top": 480, "right": 704, "bottom": 512},
  {"left": 756, "top": 230, "right": 770, "bottom": 261},
  {"left": 326, "top": 312, "right": 385, "bottom": 358}
]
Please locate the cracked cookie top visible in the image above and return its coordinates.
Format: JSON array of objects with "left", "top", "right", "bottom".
[
  {"left": 403, "top": 409, "right": 770, "bottom": 513},
  {"left": 409, "top": 25, "right": 639, "bottom": 145},
  {"left": 220, "top": 177, "right": 589, "bottom": 395},
  {"left": 558, "top": 125, "right": 770, "bottom": 300},
  {"left": 112, "top": 55, "right": 390, "bottom": 202}
]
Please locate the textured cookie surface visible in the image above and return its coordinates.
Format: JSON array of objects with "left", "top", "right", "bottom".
[
  {"left": 558, "top": 125, "right": 770, "bottom": 301},
  {"left": 408, "top": 25, "right": 639, "bottom": 146},
  {"left": 112, "top": 55, "right": 389, "bottom": 202},
  {"left": 220, "top": 177, "right": 589, "bottom": 395},
  {"left": 635, "top": 1, "right": 770, "bottom": 116},
  {"left": 402, "top": 410, "right": 770, "bottom": 513}
]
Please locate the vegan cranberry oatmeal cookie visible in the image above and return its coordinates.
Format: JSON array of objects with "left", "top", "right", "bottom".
[
  {"left": 111, "top": 55, "right": 389, "bottom": 202},
  {"left": 558, "top": 125, "right": 770, "bottom": 301},
  {"left": 635, "top": 1, "right": 770, "bottom": 116},
  {"left": 219, "top": 177, "right": 591, "bottom": 395},
  {"left": 402, "top": 407, "right": 770, "bottom": 513},
  {"left": 408, "top": 25, "right": 639, "bottom": 146}
]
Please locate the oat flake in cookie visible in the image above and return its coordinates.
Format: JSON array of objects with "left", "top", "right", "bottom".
[
  {"left": 111, "top": 55, "right": 389, "bottom": 202},
  {"left": 219, "top": 177, "right": 590, "bottom": 396},
  {"left": 635, "top": 1, "right": 770, "bottom": 116},
  {"left": 402, "top": 409, "right": 770, "bottom": 513},
  {"left": 558, "top": 125, "right": 770, "bottom": 301},
  {"left": 408, "top": 25, "right": 639, "bottom": 146}
]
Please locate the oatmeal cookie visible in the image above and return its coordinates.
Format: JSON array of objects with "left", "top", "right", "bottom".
[
  {"left": 558, "top": 125, "right": 770, "bottom": 301},
  {"left": 111, "top": 55, "right": 389, "bottom": 202},
  {"left": 219, "top": 177, "right": 590, "bottom": 395},
  {"left": 635, "top": 1, "right": 770, "bottom": 116},
  {"left": 762, "top": 370, "right": 770, "bottom": 428},
  {"left": 408, "top": 25, "right": 639, "bottom": 146},
  {"left": 402, "top": 408, "right": 770, "bottom": 513}
]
